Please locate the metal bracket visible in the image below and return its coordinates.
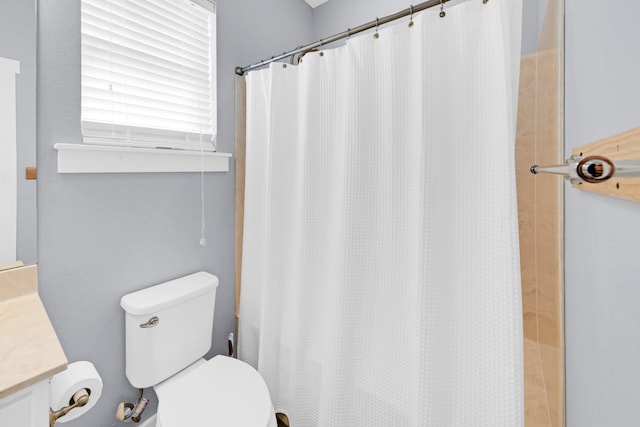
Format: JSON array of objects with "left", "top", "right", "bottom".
[{"left": 532, "top": 127, "right": 640, "bottom": 203}]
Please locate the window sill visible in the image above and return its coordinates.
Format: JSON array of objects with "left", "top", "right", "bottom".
[{"left": 54, "top": 143, "right": 231, "bottom": 173}]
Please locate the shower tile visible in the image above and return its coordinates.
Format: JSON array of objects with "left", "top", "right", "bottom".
[
  {"left": 536, "top": 182, "right": 560, "bottom": 217},
  {"left": 538, "top": 0, "right": 562, "bottom": 51},
  {"left": 536, "top": 277, "right": 562, "bottom": 347},
  {"left": 536, "top": 210, "right": 562, "bottom": 349},
  {"left": 539, "top": 342, "right": 564, "bottom": 427},
  {"left": 518, "top": 212, "right": 536, "bottom": 269},
  {"left": 518, "top": 46, "right": 564, "bottom": 427},
  {"left": 518, "top": 55, "right": 537, "bottom": 124},
  {"left": 518, "top": 207, "right": 537, "bottom": 341},
  {"left": 536, "top": 310, "right": 561, "bottom": 349},
  {"left": 524, "top": 339, "right": 551, "bottom": 427},
  {"left": 535, "top": 51, "right": 561, "bottom": 168},
  {"left": 516, "top": 54, "right": 539, "bottom": 346},
  {"left": 523, "top": 311, "right": 538, "bottom": 342},
  {"left": 516, "top": 170, "right": 535, "bottom": 217}
]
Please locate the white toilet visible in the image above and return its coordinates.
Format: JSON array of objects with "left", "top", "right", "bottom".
[{"left": 120, "top": 272, "right": 277, "bottom": 427}]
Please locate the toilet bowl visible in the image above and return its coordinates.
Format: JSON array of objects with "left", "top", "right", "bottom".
[
  {"left": 154, "top": 357, "right": 277, "bottom": 427},
  {"left": 121, "top": 272, "right": 277, "bottom": 427}
]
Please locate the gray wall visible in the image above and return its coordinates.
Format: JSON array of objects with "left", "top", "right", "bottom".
[
  {"left": 565, "top": 0, "right": 640, "bottom": 425},
  {"left": 0, "top": 0, "right": 37, "bottom": 265},
  {"left": 36, "top": 0, "right": 311, "bottom": 425}
]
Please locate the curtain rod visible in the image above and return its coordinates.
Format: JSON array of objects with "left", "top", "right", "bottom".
[{"left": 235, "top": 0, "right": 455, "bottom": 76}]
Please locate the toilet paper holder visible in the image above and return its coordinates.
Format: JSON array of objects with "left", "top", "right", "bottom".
[
  {"left": 116, "top": 388, "right": 149, "bottom": 423},
  {"left": 49, "top": 388, "right": 91, "bottom": 427}
]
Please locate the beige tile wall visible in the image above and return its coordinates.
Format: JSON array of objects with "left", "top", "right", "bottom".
[{"left": 516, "top": 47, "right": 564, "bottom": 427}]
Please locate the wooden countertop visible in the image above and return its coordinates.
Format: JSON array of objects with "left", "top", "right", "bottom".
[{"left": 0, "top": 265, "right": 67, "bottom": 399}]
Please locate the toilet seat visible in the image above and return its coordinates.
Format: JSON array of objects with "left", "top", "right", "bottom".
[{"left": 154, "top": 356, "right": 275, "bottom": 426}]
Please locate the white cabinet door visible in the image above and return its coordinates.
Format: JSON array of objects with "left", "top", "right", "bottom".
[{"left": 0, "top": 380, "right": 49, "bottom": 427}]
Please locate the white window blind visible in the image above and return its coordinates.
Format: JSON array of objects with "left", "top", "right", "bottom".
[{"left": 81, "top": 0, "right": 216, "bottom": 151}]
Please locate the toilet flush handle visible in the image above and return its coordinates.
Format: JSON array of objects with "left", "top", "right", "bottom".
[{"left": 139, "top": 316, "right": 159, "bottom": 328}]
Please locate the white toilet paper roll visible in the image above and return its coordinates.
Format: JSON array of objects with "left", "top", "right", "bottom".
[{"left": 49, "top": 361, "right": 103, "bottom": 423}]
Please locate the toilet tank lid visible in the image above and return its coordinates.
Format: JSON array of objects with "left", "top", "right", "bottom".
[{"left": 121, "top": 272, "right": 218, "bottom": 315}]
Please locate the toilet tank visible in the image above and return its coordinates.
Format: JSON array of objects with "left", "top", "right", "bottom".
[{"left": 120, "top": 272, "right": 219, "bottom": 388}]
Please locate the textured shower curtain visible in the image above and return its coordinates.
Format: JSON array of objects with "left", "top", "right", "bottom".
[{"left": 239, "top": 1, "right": 524, "bottom": 425}]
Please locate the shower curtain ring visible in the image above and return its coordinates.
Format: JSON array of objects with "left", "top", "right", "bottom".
[
  {"left": 374, "top": 18, "right": 380, "bottom": 38},
  {"left": 409, "top": 5, "right": 414, "bottom": 27},
  {"left": 292, "top": 45, "right": 304, "bottom": 64},
  {"left": 440, "top": 0, "right": 446, "bottom": 17}
]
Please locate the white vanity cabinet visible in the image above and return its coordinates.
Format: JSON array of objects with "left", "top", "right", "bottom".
[{"left": 0, "top": 380, "right": 48, "bottom": 427}]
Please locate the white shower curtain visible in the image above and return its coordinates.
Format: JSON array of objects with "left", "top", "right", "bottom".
[{"left": 239, "top": 1, "right": 524, "bottom": 426}]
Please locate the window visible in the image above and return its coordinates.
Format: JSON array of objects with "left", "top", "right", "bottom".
[{"left": 81, "top": 0, "right": 216, "bottom": 151}]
